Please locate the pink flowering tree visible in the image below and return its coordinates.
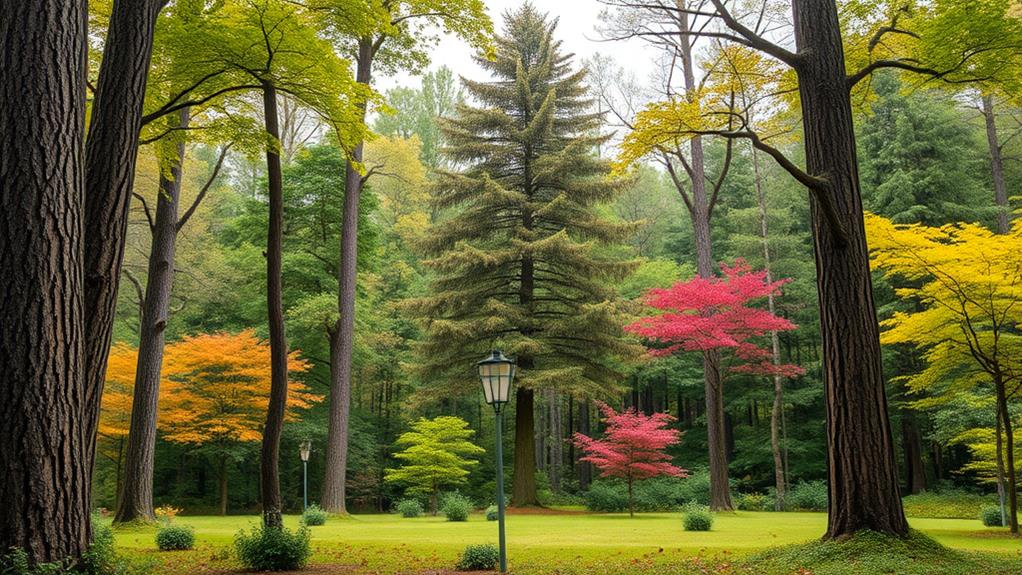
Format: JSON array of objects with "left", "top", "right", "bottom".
[
  {"left": 572, "top": 402, "right": 687, "bottom": 517},
  {"left": 624, "top": 260, "right": 804, "bottom": 379}
]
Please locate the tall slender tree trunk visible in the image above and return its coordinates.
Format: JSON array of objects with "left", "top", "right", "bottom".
[
  {"left": 993, "top": 373, "right": 1019, "bottom": 534},
  {"left": 792, "top": 0, "right": 908, "bottom": 538},
  {"left": 675, "top": 1, "right": 732, "bottom": 511},
  {"left": 752, "top": 148, "right": 788, "bottom": 511},
  {"left": 0, "top": 0, "right": 89, "bottom": 563},
  {"left": 900, "top": 414, "right": 927, "bottom": 494},
  {"left": 219, "top": 456, "right": 228, "bottom": 516},
  {"left": 549, "top": 389, "right": 563, "bottom": 493},
  {"left": 116, "top": 108, "right": 191, "bottom": 524},
  {"left": 82, "top": 0, "right": 166, "bottom": 479},
  {"left": 578, "top": 400, "right": 592, "bottom": 490},
  {"left": 260, "top": 81, "right": 290, "bottom": 530},
  {"left": 323, "top": 39, "right": 374, "bottom": 515},
  {"left": 982, "top": 95, "right": 1011, "bottom": 234},
  {"left": 996, "top": 415, "right": 1008, "bottom": 527}
]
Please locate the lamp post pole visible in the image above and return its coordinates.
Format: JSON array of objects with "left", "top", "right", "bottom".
[
  {"left": 300, "top": 440, "right": 311, "bottom": 512},
  {"left": 477, "top": 350, "right": 515, "bottom": 574},
  {"left": 494, "top": 405, "right": 507, "bottom": 573}
]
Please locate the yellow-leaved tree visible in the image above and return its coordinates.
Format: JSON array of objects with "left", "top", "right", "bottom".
[{"left": 866, "top": 213, "right": 1022, "bottom": 533}]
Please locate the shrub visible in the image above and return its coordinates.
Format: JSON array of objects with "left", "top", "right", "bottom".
[
  {"left": 485, "top": 505, "right": 499, "bottom": 521},
  {"left": 153, "top": 505, "right": 182, "bottom": 523},
  {"left": 155, "top": 524, "right": 195, "bottom": 551},
  {"left": 682, "top": 503, "right": 714, "bottom": 531},
  {"left": 736, "top": 491, "right": 775, "bottom": 511},
  {"left": 441, "top": 493, "right": 472, "bottom": 522},
  {"left": 396, "top": 499, "right": 423, "bottom": 518},
  {"left": 301, "top": 504, "right": 327, "bottom": 526},
  {"left": 980, "top": 505, "right": 1006, "bottom": 527},
  {"left": 234, "top": 524, "right": 310, "bottom": 572},
  {"left": 583, "top": 480, "right": 631, "bottom": 512},
  {"left": 1, "top": 516, "right": 155, "bottom": 575},
  {"left": 456, "top": 544, "right": 500, "bottom": 571},
  {"left": 787, "top": 480, "right": 828, "bottom": 511}
]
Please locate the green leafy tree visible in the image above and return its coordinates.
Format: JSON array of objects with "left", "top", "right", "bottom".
[
  {"left": 409, "top": 5, "right": 640, "bottom": 506},
  {"left": 384, "top": 416, "right": 484, "bottom": 514}
]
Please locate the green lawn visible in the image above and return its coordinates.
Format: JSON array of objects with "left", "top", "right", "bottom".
[{"left": 109, "top": 511, "right": 1021, "bottom": 574}]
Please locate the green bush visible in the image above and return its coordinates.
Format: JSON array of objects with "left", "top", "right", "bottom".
[
  {"left": 234, "top": 525, "right": 310, "bottom": 572},
  {"left": 736, "top": 491, "right": 775, "bottom": 511},
  {"left": 583, "top": 481, "right": 631, "bottom": 512},
  {"left": 301, "top": 504, "right": 327, "bottom": 526},
  {"left": 395, "top": 499, "right": 423, "bottom": 518},
  {"left": 456, "top": 544, "right": 500, "bottom": 571},
  {"left": 485, "top": 505, "right": 499, "bottom": 521},
  {"left": 980, "top": 505, "right": 1006, "bottom": 527},
  {"left": 787, "top": 480, "right": 828, "bottom": 511},
  {"left": 902, "top": 490, "right": 992, "bottom": 519},
  {"left": 155, "top": 524, "right": 194, "bottom": 551},
  {"left": 682, "top": 503, "right": 714, "bottom": 531},
  {"left": 441, "top": 493, "right": 472, "bottom": 522}
]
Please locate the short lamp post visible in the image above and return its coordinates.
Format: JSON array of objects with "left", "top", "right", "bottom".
[
  {"left": 477, "top": 350, "right": 516, "bottom": 574},
  {"left": 299, "top": 440, "right": 311, "bottom": 511}
]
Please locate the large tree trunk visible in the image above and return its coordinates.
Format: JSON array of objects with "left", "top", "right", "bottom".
[
  {"left": 82, "top": 0, "right": 165, "bottom": 478},
  {"left": 322, "top": 39, "right": 374, "bottom": 515},
  {"left": 512, "top": 386, "right": 541, "bottom": 505},
  {"left": 115, "top": 109, "right": 191, "bottom": 524},
  {"left": 982, "top": 95, "right": 1011, "bottom": 234},
  {"left": 0, "top": 0, "right": 90, "bottom": 563},
  {"left": 793, "top": 0, "right": 908, "bottom": 538},
  {"left": 260, "top": 81, "right": 290, "bottom": 530},
  {"left": 994, "top": 373, "right": 1019, "bottom": 534}
]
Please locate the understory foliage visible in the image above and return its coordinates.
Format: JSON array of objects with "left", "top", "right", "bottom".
[
  {"left": 384, "top": 416, "right": 484, "bottom": 514},
  {"left": 456, "top": 544, "right": 500, "bottom": 571},
  {"left": 574, "top": 403, "right": 685, "bottom": 516},
  {"left": 234, "top": 524, "right": 310, "bottom": 572}
]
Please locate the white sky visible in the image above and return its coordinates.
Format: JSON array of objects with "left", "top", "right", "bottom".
[{"left": 376, "top": 0, "right": 660, "bottom": 92}]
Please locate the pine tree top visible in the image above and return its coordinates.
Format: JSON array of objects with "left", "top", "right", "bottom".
[{"left": 407, "top": 4, "right": 642, "bottom": 399}]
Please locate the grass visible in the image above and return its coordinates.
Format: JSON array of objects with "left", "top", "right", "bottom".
[{"left": 107, "top": 511, "right": 1021, "bottom": 574}]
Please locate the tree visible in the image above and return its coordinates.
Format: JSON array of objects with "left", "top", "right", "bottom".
[
  {"left": 409, "top": 5, "right": 640, "bottom": 507},
  {"left": 82, "top": 0, "right": 168, "bottom": 499},
  {"left": 611, "top": 0, "right": 1021, "bottom": 538},
  {"left": 158, "top": 331, "right": 316, "bottom": 516},
  {"left": 200, "top": 0, "right": 364, "bottom": 527},
  {"left": 115, "top": 129, "right": 231, "bottom": 524},
  {"left": 597, "top": 0, "right": 738, "bottom": 510},
  {"left": 98, "top": 344, "right": 141, "bottom": 510},
  {"left": 310, "top": 0, "right": 492, "bottom": 515},
  {"left": 0, "top": 0, "right": 90, "bottom": 564},
  {"left": 384, "top": 416, "right": 485, "bottom": 514},
  {"left": 626, "top": 261, "right": 803, "bottom": 379},
  {"left": 866, "top": 213, "right": 1022, "bottom": 534},
  {"left": 572, "top": 402, "right": 686, "bottom": 517}
]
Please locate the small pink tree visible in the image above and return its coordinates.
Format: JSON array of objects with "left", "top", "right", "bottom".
[
  {"left": 572, "top": 402, "right": 687, "bottom": 517},
  {"left": 624, "top": 260, "right": 804, "bottom": 379}
]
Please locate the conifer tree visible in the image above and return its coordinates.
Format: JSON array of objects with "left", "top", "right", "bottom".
[{"left": 410, "top": 4, "right": 639, "bottom": 506}]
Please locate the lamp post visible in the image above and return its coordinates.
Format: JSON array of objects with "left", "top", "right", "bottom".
[
  {"left": 299, "top": 440, "right": 311, "bottom": 511},
  {"left": 477, "top": 350, "right": 515, "bottom": 573}
]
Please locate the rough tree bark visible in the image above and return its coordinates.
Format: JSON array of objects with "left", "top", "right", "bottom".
[
  {"left": 116, "top": 108, "right": 191, "bottom": 524},
  {"left": 793, "top": 0, "right": 909, "bottom": 538},
  {"left": 323, "top": 38, "right": 374, "bottom": 515},
  {"left": 0, "top": 0, "right": 90, "bottom": 563},
  {"left": 82, "top": 0, "right": 166, "bottom": 479},
  {"left": 260, "top": 81, "right": 290, "bottom": 530},
  {"left": 512, "top": 386, "right": 540, "bottom": 505},
  {"left": 982, "top": 95, "right": 1011, "bottom": 235}
]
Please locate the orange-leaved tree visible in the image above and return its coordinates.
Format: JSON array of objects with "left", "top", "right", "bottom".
[{"left": 159, "top": 330, "right": 315, "bottom": 515}]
